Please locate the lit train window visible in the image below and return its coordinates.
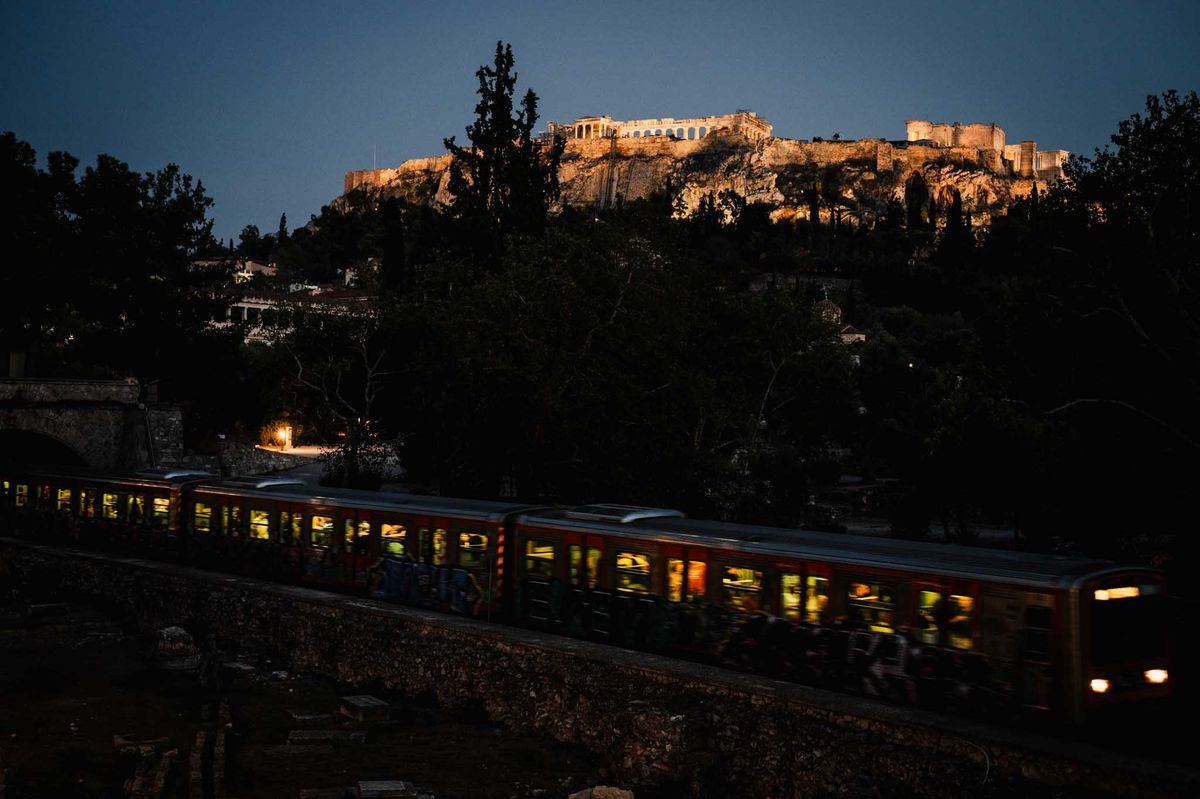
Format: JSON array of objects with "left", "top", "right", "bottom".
[
  {"left": 56, "top": 488, "right": 72, "bottom": 512},
  {"left": 915, "top": 590, "right": 941, "bottom": 644},
  {"left": 433, "top": 528, "right": 448, "bottom": 565},
  {"left": 380, "top": 523, "right": 406, "bottom": 556},
  {"left": 353, "top": 520, "right": 371, "bottom": 553},
  {"left": 847, "top": 580, "right": 895, "bottom": 633},
  {"left": 616, "top": 552, "right": 652, "bottom": 595},
  {"left": 667, "top": 559, "right": 706, "bottom": 602},
  {"left": 101, "top": 493, "right": 119, "bottom": 520},
  {"left": 152, "top": 497, "right": 170, "bottom": 527},
  {"left": 805, "top": 576, "right": 829, "bottom": 622},
  {"left": 686, "top": 561, "right": 706, "bottom": 601},
  {"left": 459, "top": 532, "right": 488, "bottom": 569},
  {"left": 15, "top": 483, "right": 29, "bottom": 508},
  {"left": 222, "top": 505, "right": 242, "bottom": 537},
  {"left": 193, "top": 503, "right": 212, "bottom": 533},
  {"left": 279, "top": 511, "right": 302, "bottom": 544},
  {"left": 343, "top": 519, "right": 371, "bottom": 552},
  {"left": 525, "top": 540, "right": 556, "bottom": 579},
  {"left": 569, "top": 546, "right": 604, "bottom": 589},
  {"left": 249, "top": 509, "right": 271, "bottom": 540},
  {"left": 128, "top": 494, "right": 146, "bottom": 523},
  {"left": 570, "top": 545, "right": 583, "bottom": 585},
  {"left": 721, "top": 566, "right": 763, "bottom": 613},
  {"left": 948, "top": 595, "right": 974, "bottom": 649},
  {"left": 667, "top": 559, "right": 684, "bottom": 601},
  {"left": 781, "top": 573, "right": 803, "bottom": 621},
  {"left": 310, "top": 515, "right": 334, "bottom": 548},
  {"left": 81, "top": 488, "right": 96, "bottom": 518}
]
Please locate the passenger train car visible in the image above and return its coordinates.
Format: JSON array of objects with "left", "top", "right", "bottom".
[{"left": 0, "top": 466, "right": 1172, "bottom": 724}]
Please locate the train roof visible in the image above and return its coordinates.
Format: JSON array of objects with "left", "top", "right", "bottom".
[
  {"left": 192, "top": 479, "right": 533, "bottom": 523},
  {"left": 517, "top": 508, "right": 1130, "bottom": 589},
  {"left": 10, "top": 466, "right": 216, "bottom": 490}
]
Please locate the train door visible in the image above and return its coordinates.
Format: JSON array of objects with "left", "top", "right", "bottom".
[
  {"left": 978, "top": 588, "right": 1056, "bottom": 714},
  {"left": 409, "top": 515, "right": 451, "bottom": 608},
  {"left": 560, "top": 533, "right": 606, "bottom": 636},
  {"left": 302, "top": 507, "right": 339, "bottom": 583},
  {"left": 337, "top": 510, "right": 374, "bottom": 591},
  {"left": 452, "top": 523, "right": 491, "bottom": 616},
  {"left": 665, "top": 546, "right": 708, "bottom": 651},
  {"left": 275, "top": 503, "right": 304, "bottom": 581}
]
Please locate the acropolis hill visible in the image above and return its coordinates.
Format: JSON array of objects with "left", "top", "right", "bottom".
[{"left": 342, "top": 111, "right": 1068, "bottom": 224}]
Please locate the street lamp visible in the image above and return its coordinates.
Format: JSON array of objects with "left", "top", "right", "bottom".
[{"left": 275, "top": 424, "right": 292, "bottom": 450}]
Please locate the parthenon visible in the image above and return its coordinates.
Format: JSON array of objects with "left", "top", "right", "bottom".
[{"left": 547, "top": 110, "right": 772, "bottom": 142}]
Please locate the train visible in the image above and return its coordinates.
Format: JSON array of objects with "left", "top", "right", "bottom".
[{"left": 0, "top": 464, "right": 1172, "bottom": 724}]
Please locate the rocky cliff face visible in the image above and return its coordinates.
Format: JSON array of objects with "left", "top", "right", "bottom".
[{"left": 347, "top": 133, "right": 1045, "bottom": 226}]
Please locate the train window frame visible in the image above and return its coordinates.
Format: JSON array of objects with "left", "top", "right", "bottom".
[
  {"left": 567, "top": 543, "right": 603, "bottom": 590},
  {"left": 80, "top": 487, "right": 96, "bottom": 518},
  {"left": 100, "top": 492, "right": 121, "bottom": 520},
  {"left": 221, "top": 504, "right": 243, "bottom": 538},
  {"left": 14, "top": 483, "right": 29, "bottom": 508},
  {"left": 248, "top": 508, "right": 271, "bottom": 541},
  {"left": 151, "top": 496, "right": 170, "bottom": 528},
  {"left": 667, "top": 558, "right": 707, "bottom": 603},
  {"left": 433, "top": 527, "right": 449, "bottom": 565},
  {"left": 524, "top": 538, "right": 557, "bottom": 580},
  {"left": 914, "top": 588, "right": 943, "bottom": 645},
  {"left": 310, "top": 515, "right": 334, "bottom": 549},
  {"left": 805, "top": 574, "right": 831, "bottom": 623},
  {"left": 781, "top": 571, "right": 803, "bottom": 621},
  {"left": 614, "top": 549, "right": 654, "bottom": 596},
  {"left": 458, "top": 531, "right": 488, "bottom": 570},
  {"left": 193, "top": 501, "right": 213, "bottom": 533},
  {"left": 55, "top": 487, "right": 73, "bottom": 513},
  {"left": 720, "top": 564, "right": 764, "bottom": 613},
  {"left": 380, "top": 521, "right": 407, "bottom": 557},
  {"left": 843, "top": 574, "right": 901, "bottom": 633},
  {"left": 946, "top": 592, "right": 975, "bottom": 650},
  {"left": 279, "top": 509, "right": 303, "bottom": 545},
  {"left": 128, "top": 493, "right": 147, "bottom": 525}
]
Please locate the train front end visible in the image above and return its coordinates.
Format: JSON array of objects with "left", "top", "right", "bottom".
[{"left": 1078, "top": 570, "right": 1172, "bottom": 719}]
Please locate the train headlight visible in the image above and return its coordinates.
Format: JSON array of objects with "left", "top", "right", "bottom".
[
  {"left": 1144, "top": 669, "right": 1168, "bottom": 684},
  {"left": 1089, "top": 678, "right": 1111, "bottom": 694}
]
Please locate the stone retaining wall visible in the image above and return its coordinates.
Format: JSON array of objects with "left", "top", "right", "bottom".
[{"left": 0, "top": 539, "right": 1194, "bottom": 799}]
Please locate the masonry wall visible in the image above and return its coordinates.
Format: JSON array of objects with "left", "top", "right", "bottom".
[{"left": 0, "top": 540, "right": 1193, "bottom": 799}]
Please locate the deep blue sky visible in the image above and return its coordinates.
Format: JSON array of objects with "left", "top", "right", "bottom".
[{"left": 3, "top": 1, "right": 1198, "bottom": 244}]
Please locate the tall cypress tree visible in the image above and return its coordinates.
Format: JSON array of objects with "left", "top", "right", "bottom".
[{"left": 443, "top": 42, "right": 564, "bottom": 254}]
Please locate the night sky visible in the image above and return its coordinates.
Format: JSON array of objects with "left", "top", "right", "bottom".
[{"left": 3, "top": 1, "right": 1198, "bottom": 243}]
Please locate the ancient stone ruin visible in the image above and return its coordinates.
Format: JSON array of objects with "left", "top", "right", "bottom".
[{"left": 342, "top": 110, "right": 1069, "bottom": 227}]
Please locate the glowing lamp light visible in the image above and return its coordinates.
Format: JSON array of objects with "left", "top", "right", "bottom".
[
  {"left": 1089, "top": 678, "right": 1111, "bottom": 694},
  {"left": 1144, "top": 669, "right": 1168, "bottom": 684},
  {"left": 274, "top": 424, "right": 292, "bottom": 450},
  {"left": 1094, "top": 586, "right": 1140, "bottom": 601}
]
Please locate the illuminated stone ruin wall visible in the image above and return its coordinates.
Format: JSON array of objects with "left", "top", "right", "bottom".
[
  {"left": 549, "top": 111, "right": 773, "bottom": 142},
  {"left": 906, "top": 120, "right": 1006, "bottom": 152}
]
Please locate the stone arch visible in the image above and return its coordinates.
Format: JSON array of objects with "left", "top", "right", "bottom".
[
  {"left": 576, "top": 125, "right": 583, "bottom": 139},
  {"left": 655, "top": 128, "right": 662, "bottom": 136},
  {"left": 0, "top": 429, "right": 88, "bottom": 467},
  {"left": 698, "top": 126, "right": 707, "bottom": 137},
  {"left": 584, "top": 124, "right": 591, "bottom": 139},
  {"left": 688, "top": 127, "right": 696, "bottom": 139}
]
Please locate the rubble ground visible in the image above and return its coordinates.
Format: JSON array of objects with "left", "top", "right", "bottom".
[{"left": 0, "top": 587, "right": 668, "bottom": 799}]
